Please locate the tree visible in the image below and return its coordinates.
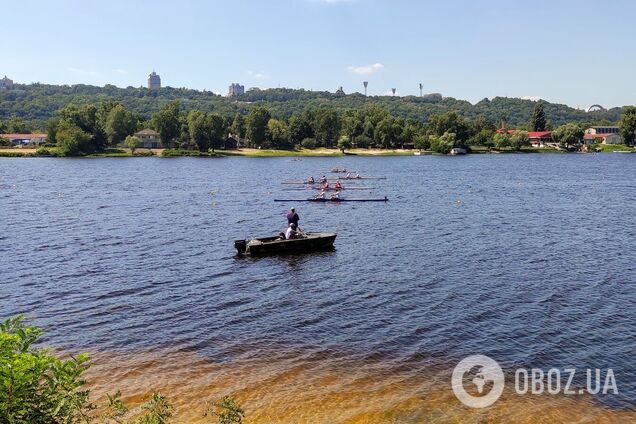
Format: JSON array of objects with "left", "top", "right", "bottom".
[
  {"left": 125, "top": 135, "right": 140, "bottom": 154},
  {"left": 510, "top": 131, "right": 530, "bottom": 151},
  {"left": 230, "top": 113, "right": 246, "bottom": 139},
  {"left": 152, "top": 101, "right": 181, "bottom": 147},
  {"left": 205, "top": 396, "right": 245, "bottom": 424},
  {"left": 341, "top": 111, "right": 364, "bottom": 144},
  {"left": 267, "top": 118, "right": 290, "bottom": 149},
  {"left": 427, "top": 112, "right": 472, "bottom": 145},
  {"left": 105, "top": 104, "right": 138, "bottom": 146},
  {"left": 494, "top": 132, "right": 511, "bottom": 150},
  {"left": 5, "top": 115, "right": 29, "bottom": 133},
  {"left": 374, "top": 117, "right": 402, "bottom": 149},
  {"left": 56, "top": 119, "right": 93, "bottom": 156},
  {"left": 245, "top": 107, "right": 271, "bottom": 147},
  {"left": 552, "top": 123, "right": 584, "bottom": 147},
  {"left": 188, "top": 110, "right": 207, "bottom": 150},
  {"left": 205, "top": 113, "right": 226, "bottom": 152},
  {"left": 430, "top": 132, "right": 456, "bottom": 154},
  {"left": 337, "top": 136, "right": 352, "bottom": 153},
  {"left": 530, "top": 101, "right": 547, "bottom": 131},
  {"left": 619, "top": 106, "right": 636, "bottom": 146},
  {"left": 312, "top": 108, "right": 341, "bottom": 147},
  {"left": 414, "top": 134, "right": 430, "bottom": 151},
  {"left": 469, "top": 129, "right": 495, "bottom": 147},
  {"left": 288, "top": 114, "right": 313, "bottom": 146}
]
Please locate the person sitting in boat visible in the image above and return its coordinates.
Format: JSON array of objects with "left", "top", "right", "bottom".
[
  {"left": 330, "top": 190, "right": 340, "bottom": 200},
  {"left": 322, "top": 181, "right": 330, "bottom": 190},
  {"left": 319, "top": 175, "right": 327, "bottom": 183},
  {"left": 334, "top": 181, "right": 342, "bottom": 190},
  {"left": 307, "top": 176, "right": 315, "bottom": 184},
  {"left": 285, "top": 223, "right": 298, "bottom": 240},
  {"left": 277, "top": 231, "right": 286, "bottom": 240},
  {"left": 354, "top": 173, "right": 360, "bottom": 179},
  {"left": 345, "top": 172, "right": 351, "bottom": 179},
  {"left": 314, "top": 189, "right": 326, "bottom": 200}
]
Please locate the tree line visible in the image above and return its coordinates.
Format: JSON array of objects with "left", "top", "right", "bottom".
[
  {"left": 3, "top": 99, "right": 635, "bottom": 156},
  {"left": 0, "top": 83, "right": 626, "bottom": 132}
]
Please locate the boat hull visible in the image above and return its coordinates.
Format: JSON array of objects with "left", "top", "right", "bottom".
[{"left": 235, "top": 232, "right": 337, "bottom": 256}]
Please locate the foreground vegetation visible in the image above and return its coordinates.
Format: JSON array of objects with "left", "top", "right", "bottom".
[{"left": 0, "top": 316, "right": 245, "bottom": 424}]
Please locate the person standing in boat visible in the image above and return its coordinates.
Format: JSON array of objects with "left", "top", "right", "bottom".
[{"left": 287, "top": 207, "right": 299, "bottom": 227}]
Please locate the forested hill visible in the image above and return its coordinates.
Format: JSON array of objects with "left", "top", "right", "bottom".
[{"left": 0, "top": 83, "right": 623, "bottom": 130}]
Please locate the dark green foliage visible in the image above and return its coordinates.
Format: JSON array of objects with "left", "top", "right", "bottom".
[
  {"left": 245, "top": 107, "right": 271, "bottom": 147},
  {"left": 152, "top": 101, "right": 181, "bottom": 147},
  {"left": 552, "top": 123, "right": 584, "bottom": 147},
  {"left": 530, "top": 101, "right": 547, "bottom": 131},
  {"left": 619, "top": 106, "right": 636, "bottom": 146}
]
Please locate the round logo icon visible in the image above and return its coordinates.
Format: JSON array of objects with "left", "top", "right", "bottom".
[{"left": 452, "top": 354, "right": 505, "bottom": 408}]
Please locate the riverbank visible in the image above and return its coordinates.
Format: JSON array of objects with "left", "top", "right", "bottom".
[{"left": 1, "top": 146, "right": 634, "bottom": 158}]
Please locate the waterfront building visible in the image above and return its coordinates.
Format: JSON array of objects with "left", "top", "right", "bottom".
[
  {"left": 583, "top": 133, "right": 622, "bottom": 145},
  {"left": 228, "top": 83, "right": 245, "bottom": 96},
  {"left": 1, "top": 133, "right": 47, "bottom": 145},
  {"left": 528, "top": 131, "right": 553, "bottom": 147},
  {"left": 0, "top": 75, "right": 14, "bottom": 89},
  {"left": 147, "top": 71, "right": 161, "bottom": 89},
  {"left": 133, "top": 129, "right": 162, "bottom": 148},
  {"left": 585, "top": 126, "right": 619, "bottom": 135}
]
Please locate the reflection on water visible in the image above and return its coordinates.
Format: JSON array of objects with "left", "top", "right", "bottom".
[{"left": 85, "top": 347, "right": 634, "bottom": 423}]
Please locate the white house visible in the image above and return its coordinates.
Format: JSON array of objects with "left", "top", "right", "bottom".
[{"left": 133, "top": 129, "right": 162, "bottom": 148}]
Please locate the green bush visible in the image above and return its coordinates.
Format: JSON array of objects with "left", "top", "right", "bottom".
[
  {"left": 0, "top": 316, "right": 244, "bottom": 424},
  {"left": 300, "top": 138, "right": 317, "bottom": 149}
]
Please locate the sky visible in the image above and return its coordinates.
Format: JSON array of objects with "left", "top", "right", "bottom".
[{"left": 2, "top": 0, "right": 635, "bottom": 108}]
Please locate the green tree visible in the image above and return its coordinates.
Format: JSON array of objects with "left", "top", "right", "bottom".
[
  {"left": 188, "top": 110, "right": 207, "bottom": 151},
  {"left": 230, "top": 113, "right": 246, "bottom": 139},
  {"left": 312, "top": 108, "right": 341, "bottom": 147},
  {"left": 125, "top": 135, "right": 140, "bottom": 154},
  {"left": 552, "top": 123, "right": 584, "bottom": 147},
  {"left": 288, "top": 114, "right": 313, "bottom": 146},
  {"left": 105, "top": 104, "right": 138, "bottom": 146},
  {"left": 341, "top": 111, "right": 364, "bottom": 144},
  {"left": 469, "top": 129, "right": 495, "bottom": 147},
  {"left": 152, "top": 101, "right": 181, "bottom": 147},
  {"left": 337, "top": 136, "right": 352, "bottom": 153},
  {"left": 205, "top": 113, "right": 226, "bottom": 152},
  {"left": 245, "top": 107, "right": 271, "bottom": 147},
  {"left": 510, "top": 131, "right": 530, "bottom": 151},
  {"left": 374, "top": 117, "right": 402, "bottom": 149},
  {"left": 414, "top": 134, "right": 430, "bottom": 151},
  {"left": 430, "top": 132, "right": 456, "bottom": 154},
  {"left": 427, "top": 112, "right": 472, "bottom": 145},
  {"left": 530, "top": 101, "right": 547, "bottom": 131},
  {"left": 56, "top": 120, "right": 93, "bottom": 156},
  {"left": 619, "top": 106, "right": 636, "bottom": 146},
  {"left": 494, "top": 132, "right": 511, "bottom": 150},
  {"left": 267, "top": 118, "right": 290, "bottom": 149},
  {"left": 6, "top": 115, "right": 29, "bottom": 133}
]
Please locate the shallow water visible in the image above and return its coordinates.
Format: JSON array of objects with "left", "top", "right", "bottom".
[{"left": 1, "top": 154, "right": 635, "bottom": 422}]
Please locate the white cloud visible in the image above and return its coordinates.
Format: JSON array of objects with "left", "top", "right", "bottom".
[
  {"left": 67, "top": 67, "right": 99, "bottom": 76},
  {"left": 520, "top": 95, "right": 541, "bottom": 101},
  {"left": 347, "top": 63, "right": 384, "bottom": 75},
  {"left": 247, "top": 70, "right": 270, "bottom": 80}
]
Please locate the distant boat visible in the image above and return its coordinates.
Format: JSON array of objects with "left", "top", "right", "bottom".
[
  {"left": 450, "top": 148, "right": 467, "bottom": 155},
  {"left": 413, "top": 151, "right": 421, "bottom": 156},
  {"left": 235, "top": 232, "right": 337, "bottom": 256},
  {"left": 274, "top": 197, "right": 388, "bottom": 202}
]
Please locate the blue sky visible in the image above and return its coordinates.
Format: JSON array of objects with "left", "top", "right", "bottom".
[{"left": 3, "top": 0, "right": 635, "bottom": 108}]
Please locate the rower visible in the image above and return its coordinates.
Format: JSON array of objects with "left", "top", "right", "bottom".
[
  {"left": 323, "top": 181, "right": 330, "bottom": 190},
  {"left": 331, "top": 190, "right": 340, "bottom": 200},
  {"left": 307, "top": 176, "right": 315, "bottom": 184},
  {"left": 319, "top": 175, "right": 327, "bottom": 183},
  {"left": 345, "top": 172, "right": 351, "bottom": 179},
  {"left": 354, "top": 173, "right": 360, "bottom": 179},
  {"left": 335, "top": 181, "right": 342, "bottom": 190},
  {"left": 314, "top": 189, "right": 326, "bottom": 200}
]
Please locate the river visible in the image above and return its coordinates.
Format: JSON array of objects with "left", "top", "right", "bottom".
[{"left": 1, "top": 154, "right": 635, "bottom": 423}]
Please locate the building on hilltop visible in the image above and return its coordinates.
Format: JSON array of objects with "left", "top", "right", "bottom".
[
  {"left": 228, "top": 83, "right": 245, "bottom": 97},
  {"left": 147, "top": 71, "right": 161, "bottom": 89},
  {"left": 0, "top": 75, "right": 14, "bottom": 89}
]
